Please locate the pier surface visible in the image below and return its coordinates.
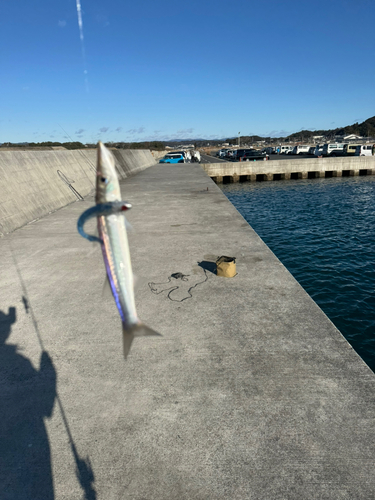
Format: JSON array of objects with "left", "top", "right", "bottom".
[{"left": 1, "top": 163, "right": 374, "bottom": 499}]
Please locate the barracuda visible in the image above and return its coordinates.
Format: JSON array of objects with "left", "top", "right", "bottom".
[{"left": 77, "top": 142, "right": 160, "bottom": 358}]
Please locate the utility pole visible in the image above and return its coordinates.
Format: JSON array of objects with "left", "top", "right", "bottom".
[{"left": 238, "top": 132, "right": 240, "bottom": 147}]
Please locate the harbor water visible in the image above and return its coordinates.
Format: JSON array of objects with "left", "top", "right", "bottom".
[{"left": 222, "top": 175, "right": 375, "bottom": 373}]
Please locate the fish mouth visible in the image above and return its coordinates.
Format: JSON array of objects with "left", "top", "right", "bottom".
[
  {"left": 97, "top": 141, "right": 117, "bottom": 175},
  {"left": 96, "top": 141, "right": 121, "bottom": 204}
]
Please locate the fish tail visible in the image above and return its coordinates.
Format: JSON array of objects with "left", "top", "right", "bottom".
[
  {"left": 122, "top": 329, "right": 135, "bottom": 359},
  {"left": 122, "top": 323, "right": 161, "bottom": 359}
]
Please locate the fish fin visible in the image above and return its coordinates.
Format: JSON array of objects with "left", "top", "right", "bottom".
[
  {"left": 122, "top": 323, "right": 161, "bottom": 359},
  {"left": 122, "top": 328, "right": 135, "bottom": 359},
  {"left": 130, "top": 323, "right": 162, "bottom": 337}
]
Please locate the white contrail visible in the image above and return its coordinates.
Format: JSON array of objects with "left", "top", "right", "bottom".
[
  {"left": 76, "top": 0, "right": 84, "bottom": 40},
  {"left": 75, "top": 0, "right": 89, "bottom": 92}
]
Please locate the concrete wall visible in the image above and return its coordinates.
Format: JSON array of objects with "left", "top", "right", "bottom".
[
  {"left": 0, "top": 148, "right": 156, "bottom": 236},
  {"left": 202, "top": 156, "right": 375, "bottom": 182},
  {"left": 111, "top": 149, "right": 156, "bottom": 177}
]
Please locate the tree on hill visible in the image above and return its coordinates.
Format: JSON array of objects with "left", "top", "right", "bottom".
[
  {"left": 109, "top": 141, "right": 165, "bottom": 150},
  {"left": 16, "top": 141, "right": 85, "bottom": 149},
  {"left": 288, "top": 116, "right": 375, "bottom": 141}
]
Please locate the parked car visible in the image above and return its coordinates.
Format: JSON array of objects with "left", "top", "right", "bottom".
[
  {"left": 240, "top": 150, "right": 267, "bottom": 161},
  {"left": 192, "top": 151, "right": 201, "bottom": 162},
  {"left": 292, "top": 145, "right": 312, "bottom": 155},
  {"left": 167, "top": 151, "right": 190, "bottom": 162},
  {"left": 314, "top": 144, "right": 324, "bottom": 156},
  {"left": 354, "top": 144, "right": 374, "bottom": 156},
  {"left": 159, "top": 154, "right": 185, "bottom": 164},
  {"left": 321, "top": 143, "right": 346, "bottom": 157},
  {"left": 343, "top": 144, "right": 361, "bottom": 156},
  {"left": 184, "top": 150, "right": 192, "bottom": 162},
  {"left": 262, "top": 147, "right": 274, "bottom": 155},
  {"left": 308, "top": 146, "right": 315, "bottom": 155},
  {"left": 217, "top": 149, "right": 228, "bottom": 157},
  {"left": 232, "top": 148, "right": 262, "bottom": 161},
  {"left": 280, "top": 146, "right": 293, "bottom": 154}
]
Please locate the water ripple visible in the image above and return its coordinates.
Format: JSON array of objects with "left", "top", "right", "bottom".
[{"left": 222, "top": 176, "right": 375, "bottom": 372}]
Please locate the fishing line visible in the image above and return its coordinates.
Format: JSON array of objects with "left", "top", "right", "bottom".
[
  {"left": 57, "top": 124, "right": 96, "bottom": 193},
  {"left": 148, "top": 270, "right": 208, "bottom": 302},
  {"left": 9, "top": 241, "right": 96, "bottom": 500},
  {"left": 58, "top": 124, "right": 96, "bottom": 174},
  {"left": 57, "top": 170, "right": 84, "bottom": 200}
]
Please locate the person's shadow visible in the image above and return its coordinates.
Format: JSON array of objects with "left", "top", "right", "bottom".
[{"left": 0, "top": 306, "right": 56, "bottom": 500}]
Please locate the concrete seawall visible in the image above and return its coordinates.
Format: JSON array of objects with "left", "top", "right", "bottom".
[
  {"left": 202, "top": 156, "right": 375, "bottom": 182},
  {"left": 0, "top": 149, "right": 156, "bottom": 235},
  {"left": 1, "top": 162, "right": 374, "bottom": 498}
]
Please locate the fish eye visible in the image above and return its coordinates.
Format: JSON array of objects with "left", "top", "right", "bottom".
[{"left": 100, "top": 177, "right": 108, "bottom": 184}]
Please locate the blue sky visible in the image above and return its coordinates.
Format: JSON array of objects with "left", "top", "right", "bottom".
[{"left": 1, "top": 0, "right": 375, "bottom": 143}]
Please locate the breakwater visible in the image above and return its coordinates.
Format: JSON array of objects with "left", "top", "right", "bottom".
[
  {"left": 202, "top": 156, "right": 375, "bottom": 182},
  {"left": 1, "top": 162, "right": 375, "bottom": 497},
  {"left": 0, "top": 149, "right": 156, "bottom": 235},
  {"left": 1, "top": 162, "right": 374, "bottom": 498}
]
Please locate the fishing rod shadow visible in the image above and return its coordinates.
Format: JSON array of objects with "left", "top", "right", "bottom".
[
  {"left": 9, "top": 244, "right": 97, "bottom": 500},
  {"left": 24, "top": 299, "right": 97, "bottom": 500}
]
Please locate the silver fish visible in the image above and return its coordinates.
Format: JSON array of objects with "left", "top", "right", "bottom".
[{"left": 78, "top": 141, "right": 160, "bottom": 358}]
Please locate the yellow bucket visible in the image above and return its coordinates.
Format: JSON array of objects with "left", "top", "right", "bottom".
[{"left": 216, "top": 256, "right": 236, "bottom": 278}]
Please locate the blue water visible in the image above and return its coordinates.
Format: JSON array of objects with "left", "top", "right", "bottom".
[{"left": 222, "top": 176, "right": 375, "bottom": 372}]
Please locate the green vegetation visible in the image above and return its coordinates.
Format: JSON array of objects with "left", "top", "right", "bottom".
[
  {"left": 287, "top": 117, "right": 375, "bottom": 141},
  {"left": 104, "top": 141, "right": 165, "bottom": 150},
  {"left": 0, "top": 141, "right": 85, "bottom": 150},
  {"left": 224, "top": 116, "right": 375, "bottom": 144}
]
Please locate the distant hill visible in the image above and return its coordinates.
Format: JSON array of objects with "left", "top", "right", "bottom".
[
  {"left": 232, "top": 116, "right": 375, "bottom": 144},
  {"left": 286, "top": 116, "right": 375, "bottom": 141},
  {"left": 163, "top": 117, "right": 375, "bottom": 144},
  {"left": 0, "top": 141, "right": 86, "bottom": 150},
  {"left": 2, "top": 116, "right": 374, "bottom": 150}
]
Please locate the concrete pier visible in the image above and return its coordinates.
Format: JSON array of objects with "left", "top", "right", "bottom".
[
  {"left": 202, "top": 156, "right": 375, "bottom": 183},
  {"left": 1, "top": 162, "right": 375, "bottom": 499}
]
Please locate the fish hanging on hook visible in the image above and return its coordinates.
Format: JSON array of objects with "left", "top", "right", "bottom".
[{"left": 77, "top": 142, "right": 160, "bottom": 358}]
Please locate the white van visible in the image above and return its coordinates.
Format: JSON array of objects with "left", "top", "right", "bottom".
[
  {"left": 292, "top": 145, "right": 312, "bottom": 155},
  {"left": 280, "top": 146, "right": 294, "bottom": 154},
  {"left": 217, "top": 149, "right": 229, "bottom": 157},
  {"left": 354, "top": 144, "right": 374, "bottom": 156},
  {"left": 192, "top": 150, "right": 201, "bottom": 162},
  {"left": 322, "top": 143, "right": 346, "bottom": 157}
]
